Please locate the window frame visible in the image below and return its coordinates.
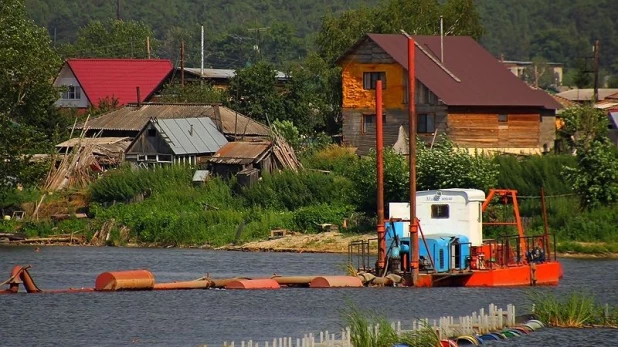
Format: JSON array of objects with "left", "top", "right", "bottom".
[
  {"left": 61, "top": 85, "right": 81, "bottom": 100},
  {"left": 361, "top": 113, "right": 386, "bottom": 135},
  {"left": 431, "top": 204, "right": 450, "bottom": 219},
  {"left": 363, "top": 72, "right": 387, "bottom": 90},
  {"left": 417, "top": 114, "right": 436, "bottom": 134}
]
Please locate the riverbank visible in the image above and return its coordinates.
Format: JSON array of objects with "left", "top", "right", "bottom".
[
  {"left": 219, "top": 232, "right": 618, "bottom": 259},
  {"left": 4, "top": 231, "right": 618, "bottom": 259}
]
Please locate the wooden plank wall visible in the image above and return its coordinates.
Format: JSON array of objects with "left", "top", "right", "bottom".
[
  {"left": 343, "top": 107, "right": 447, "bottom": 155},
  {"left": 447, "top": 113, "right": 540, "bottom": 148}
]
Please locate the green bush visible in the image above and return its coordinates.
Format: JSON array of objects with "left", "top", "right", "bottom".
[
  {"left": 89, "top": 165, "right": 193, "bottom": 203},
  {"left": 301, "top": 144, "right": 359, "bottom": 175},
  {"left": 292, "top": 204, "right": 353, "bottom": 232},
  {"left": 496, "top": 155, "right": 575, "bottom": 195},
  {"left": 558, "top": 205, "right": 618, "bottom": 242},
  {"left": 241, "top": 170, "right": 353, "bottom": 210}
]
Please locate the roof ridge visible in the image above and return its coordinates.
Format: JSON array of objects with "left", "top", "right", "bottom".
[{"left": 67, "top": 58, "right": 171, "bottom": 62}]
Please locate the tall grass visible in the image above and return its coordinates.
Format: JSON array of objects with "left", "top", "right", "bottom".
[
  {"left": 89, "top": 165, "right": 193, "bottom": 203},
  {"left": 528, "top": 291, "right": 618, "bottom": 327},
  {"left": 241, "top": 170, "right": 353, "bottom": 210},
  {"left": 342, "top": 305, "right": 440, "bottom": 347}
]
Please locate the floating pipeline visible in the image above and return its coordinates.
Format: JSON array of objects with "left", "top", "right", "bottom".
[
  {"left": 450, "top": 319, "right": 546, "bottom": 346},
  {"left": 0, "top": 265, "right": 373, "bottom": 294}
]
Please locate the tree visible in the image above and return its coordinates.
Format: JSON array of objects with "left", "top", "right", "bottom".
[
  {"left": 0, "top": 0, "right": 64, "bottom": 197},
  {"left": 561, "top": 106, "right": 618, "bottom": 208},
  {"left": 227, "top": 61, "right": 284, "bottom": 126},
  {"left": 59, "top": 19, "right": 158, "bottom": 58},
  {"left": 158, "top": 83, "right": 226, "bottom": 104},
  {"left": 316, "top": 0, "right": 484, "bottom": 64}
]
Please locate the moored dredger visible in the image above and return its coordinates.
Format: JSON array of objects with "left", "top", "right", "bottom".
[
  {"left": 350, "top": 34, "right": 563, "bottom": 287},
  {"left": 349, "top": 188, "right": 564, "bottom": 287}
]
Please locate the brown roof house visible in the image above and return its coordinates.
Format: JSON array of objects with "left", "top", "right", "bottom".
[
  {"left": 77, "top": 103, "right": 270, "bottom": 140},
  {"left": 337, "top": 34, "right": 562, "bottom": 155}
]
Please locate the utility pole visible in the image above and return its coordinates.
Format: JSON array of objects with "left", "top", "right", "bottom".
[
  {"left": 116, "top": 0, "right": 121, "bottom": 20},
  {"left": 180, "top": 40, "right": 185, "bottom": 87},
  {"left": 247, "top": 27, "right": 270, "bottom": 61},
  {"left": 146, "top": 37, "right": 151, "bottom": 59},
  {"left": 593, "top": 40, "right": 600, "bottom": 103}
]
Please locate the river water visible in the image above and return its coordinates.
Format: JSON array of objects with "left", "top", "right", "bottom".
[{"left": 0, "top": 246, "right": 616, "bottom": 346}]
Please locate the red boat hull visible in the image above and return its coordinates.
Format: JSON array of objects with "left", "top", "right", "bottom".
[{"left": 413, "top": 261, "right": 563, "bottom": 287}]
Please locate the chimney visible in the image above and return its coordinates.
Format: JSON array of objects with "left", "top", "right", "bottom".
[{"left": 136, "top": 86, "right": 141, "bottom": 107}]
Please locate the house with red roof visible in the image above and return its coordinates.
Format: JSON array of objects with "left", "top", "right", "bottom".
[
  {"left": 337, "top": 34, "right": 562, "bottom": 155},
  {"left": 53, "top": 59, "right": 173, "bottom": 110}
]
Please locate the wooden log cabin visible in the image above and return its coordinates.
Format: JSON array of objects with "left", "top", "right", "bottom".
[{"left": 337, "top": 34, "right": 562, "bottom": 155}]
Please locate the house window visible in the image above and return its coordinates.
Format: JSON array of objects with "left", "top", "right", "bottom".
[
  {"left": 415, "top": 81, "right": 438, "bottom": 104},
  {"left": 137, "top": 155, "right": 147, "bottom": 161},
  {"left": 363, "top": 72, "right": 386, "bottom": 90},
  {"left": 361, "top": 114, "right": 386, "bottom": 134},
  {"left": 417, "top": 114, "right": 435, "bottom": 133},
  {"left": 157, "top": 154, "right": 172, "bottom": 163},
  {"left": 61, "top": 86, "right": 81, "bottom": 100},
  {"left": 431, "top": 204, "right": 449, "bottom": 219},
  {"left": 498, "top": 114, "right": 508, "bottom": 123},
  {"left": 147, "top": 128, "right": 156, "bottom": 137}
]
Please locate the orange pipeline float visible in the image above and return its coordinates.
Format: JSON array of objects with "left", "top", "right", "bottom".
[{"left": 0, "top": 266, "right": 370, "bottom": 294}]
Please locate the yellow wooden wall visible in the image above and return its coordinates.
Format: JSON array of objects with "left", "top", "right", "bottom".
[{"left": 341, "top": 63, "right": 406, "bottom": 110}]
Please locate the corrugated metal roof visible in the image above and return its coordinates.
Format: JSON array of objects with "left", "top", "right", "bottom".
[
  {"left": 556, "top": 89, "right": 618, "bottom": 102},
  {"left": 65, "top": 59, "right": 172, "bottom": 106},
  {"left": 77, "top": 103, "right": 270, "bottom": 137},
  {"left": 56, "top": 137, "right": 131, "bottom": 148},
  {"left": 181, "top": 67, "right": 288, "bottom": 80},
  {"left": 209, "top": 141, "right": 272, "bottom": 165},
  {"left": 153, "top": 117, "right": 227, "bottom": 155},
  {"left": 339, "top": 34, "right": 562, "bottom": 110}
]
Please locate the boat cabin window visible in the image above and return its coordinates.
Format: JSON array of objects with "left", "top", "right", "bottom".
[{"left": 431, "top": 204, "right": 449, "bottom": 219}]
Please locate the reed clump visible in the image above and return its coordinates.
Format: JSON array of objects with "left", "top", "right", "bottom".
[
  {"left": 343, "top": 305, "right": 440, "bottom": 347},
  {"left": 529, "top": 291, "right": 618, "bottom": 328}
]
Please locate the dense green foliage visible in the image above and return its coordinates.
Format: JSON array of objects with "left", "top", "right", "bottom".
[
  {"left": 561, "top": 106, "right": 618, "bottom": 208},
  {"left": 0, "top": 0, "right": 66, "bottom": 200},
  {"left": 58, "top": 19, "right": 158, "bottom": 58},
  {"left": 26, "top": 0, "right": 618, "bottom": 76}
]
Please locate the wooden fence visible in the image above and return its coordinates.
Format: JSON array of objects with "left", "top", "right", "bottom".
[{"left": 216, "top": 304, "right": 517, "bottom": 347}]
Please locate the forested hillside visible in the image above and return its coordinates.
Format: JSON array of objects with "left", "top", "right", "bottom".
[{"left": 25, "top": 0, "right": 618, "bottom": 75}]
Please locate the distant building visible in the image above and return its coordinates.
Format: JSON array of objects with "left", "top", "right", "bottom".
[
  {"left": 501, "top": 60, "right": 564, "bottom": 87},
  {"left": 53, "top": 59, "right": 173, "bottom": 110},
  {"left": 337, "top": 34, "right": 562, "bottom": 156},
  {"left": 178, "top": 67, "right": 288, "bottom": 89},
  {"left": 75, "top": 103, "right": 271, "bottom": 140},
  {"left": 556, "top": 89, "right": 618, "bottom": 103},
  {"left": 125, "top": 117, "right": 228, "bottom": 167}
]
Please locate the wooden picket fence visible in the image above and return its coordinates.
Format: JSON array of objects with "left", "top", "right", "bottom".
[{"left": 215, "top": 304, "right": 517, "bottom": 347}]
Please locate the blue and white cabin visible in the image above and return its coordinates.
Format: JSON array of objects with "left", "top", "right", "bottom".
[{"left": 388, "top": 189, "right": 486, "bottom": 246}]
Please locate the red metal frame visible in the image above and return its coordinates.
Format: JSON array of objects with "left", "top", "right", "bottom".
[{"left": 481, "top": 189, "right": 526, "bottom": 256}]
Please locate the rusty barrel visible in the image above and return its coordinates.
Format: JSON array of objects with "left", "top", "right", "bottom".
[
  {"left": 226, "top": 279, "right": 280, "bottom": 290},
  {"left": 309, "top": 276, "right": 363, "bottom": 288},
  {"left": 95, "top": 270, "right": 155, "bottom": 291}
]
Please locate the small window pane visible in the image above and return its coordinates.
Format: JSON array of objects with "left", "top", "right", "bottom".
[
  {"left": 363, "top": 72, "right": 386, "bottom": 90},
  {"left": 431, "top": 204, "right": 449, "bottom": 219},
  {"left": 498, "top": 114, "right": 508, "bottom": 122}
]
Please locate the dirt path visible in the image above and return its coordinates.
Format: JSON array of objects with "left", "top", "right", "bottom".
[{"left": 219, "top": 231, "right": 376, "bottom": 254}]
